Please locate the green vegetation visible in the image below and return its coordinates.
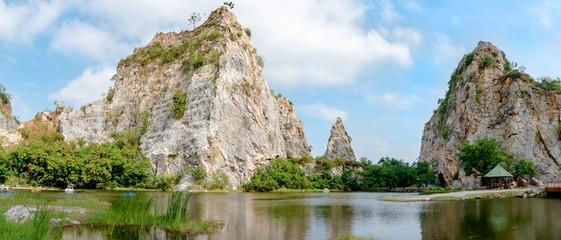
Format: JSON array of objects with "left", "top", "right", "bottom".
[
  {"left": 458, "top": 136, "right": 537, "bottom": 179},
  {"left": 89, "top": 191, "right": 221, "bottom": 234},
  {"left": 106, "top": 87, "right": 115, "bottom": 103},
  {"left": 188, "top": 167, "right": 207, "bottom": 184},
  {"left": 122, "top": 28, "right": 224, "bottom": 76},
  {"left": 188, "top": 13, "right": 202, "bottom": 29},
  {"left": 482, "top": 55, "right": 493, "bottom": 66},
  {"left": 0, "top": 130, "right": 180, "bottom": 190},
  {"left": 204, "top": 172, "right": 230, "bottom": 190},
  {"left": 464, "top": 52, "right": 475, "bottom": 66},
  {"left": 223, "top": 1, "right": 234, "bottom": 9},
  {"left": 170, "top": 90, "right": 188, "bottom": 119},
  {"left": 0, "top": 204, "right": 58, "bottom": 240},
  {"left": 244, "top": 28, "right": 252, "bottom": 38},
  {"left": 504, "top": 60, "right": 512, "bottom": 73},
  {"left": 510, "top": 71, "right": 522, "bottom": 79},
  {"left": 536, "top": 76, "right": 561, "bottom": 92},
  {"left": 244, "top": 156, "right": 435, "bottom": 192},
  {"left": 339, "top": 233, "right": 376, "bottom": 240},
  {"left": 0, "top": 84, "right": 10, "bottom": 104}
]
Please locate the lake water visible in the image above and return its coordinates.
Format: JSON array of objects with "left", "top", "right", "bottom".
[{"left": 50, "top": 191, "right": 561, "bottom": 239}]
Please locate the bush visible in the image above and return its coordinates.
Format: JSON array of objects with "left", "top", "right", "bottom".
[
  {"left": 504, "top": 60, "right": 512, "bottom": 73},
  {"left": 537, "top": 76, "right": 561, "bottom": 92},
  {"left": 483, "top": 55, "right": 493, "bottom": 66},
  {"left": 170, "top": 90, "right": 188, "bottom": 119},
  {"left": 189, "top": 167, "right": 207, "bottom": 184},
  {"left": 106, "top": 87, "right": 115, "bottom": 103},
  {"left": 464, "top": 52, "right": 475, "bottom": 66},
  {"left": 244, "top": 28, "right": 252, "bottom": 38},
  {"left": 204, "top": 172, "right": 229, "bottom": 190},
  {"left": 513, "top": 159, "right": 537, "bottom": 179}
]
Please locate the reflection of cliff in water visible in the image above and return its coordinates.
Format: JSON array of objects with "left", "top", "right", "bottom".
[
  {"left": 187, "top": 193, "right": 359, "bottom": 240},
  {"left": 420, "top": 199, "right": 561, "bottom": 239}
]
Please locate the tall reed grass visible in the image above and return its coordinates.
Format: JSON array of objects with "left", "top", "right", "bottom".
[{"left": 0, "top": 203, "right": 61, "bottom": 240}]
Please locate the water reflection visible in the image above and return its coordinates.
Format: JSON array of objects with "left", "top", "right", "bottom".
[
  {"left": 54, "top": 191, "right": 561, "bottom": 240},
  {"left": 420, "top": 198, "right": 561, "bottom": 240}
]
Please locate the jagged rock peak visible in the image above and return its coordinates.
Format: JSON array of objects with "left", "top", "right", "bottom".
[
  {"left": 47, "top": 6, "right": 310, "bottom": 189},
  {"left": 419, "top": 41, "right": 561, "bottom": 188},
  {"left": 324, "top": 118, "right": 356, "bottom": 161}
]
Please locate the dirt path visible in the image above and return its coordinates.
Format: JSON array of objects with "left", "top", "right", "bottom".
[{"left": 384, "top": 188, "right": 534, "bottom": 201}]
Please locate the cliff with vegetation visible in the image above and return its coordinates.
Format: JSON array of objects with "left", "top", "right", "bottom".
[
  {"left": 43, "top": 7, "right": 310, "bottom": 188},
  {"left": 419, "top": 41, "right": 561, "bottom": 188}
]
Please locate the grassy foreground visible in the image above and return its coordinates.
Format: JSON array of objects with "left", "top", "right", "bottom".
[{"left": 0, "top": 192, "right": 221, "bottom": 239}]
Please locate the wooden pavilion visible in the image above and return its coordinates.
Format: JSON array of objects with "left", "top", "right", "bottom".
[{"left": 483, "top": 164, "right": 513, "bottom": 189}]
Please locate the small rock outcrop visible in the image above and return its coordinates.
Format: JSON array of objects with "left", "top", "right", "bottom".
[
  {"left": 40, "top": 7, "right": 310, "bottom": 188},
  {"left": 419, "top": 41, "right": 561, "bottom": 188},
  {"left": 3, "top": 205, "right": 33, "bottom": 223},
  {"left": 324, "top": 118, "right": 356, "bottom": 161}
]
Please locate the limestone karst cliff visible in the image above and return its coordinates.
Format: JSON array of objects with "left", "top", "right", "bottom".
[
  {"left": 0, "top": 90, "right": 19, "bottom": 131},
  {"left": 324, "top": 119, "right": 356, "bottom": 161},
  {"left": 419, "top": 41, "right": 561, "bottom": 188},
  {"left": 41, "top": 7, "right": 310, "bottom": 188},
  {"left": 0, "top": 88, "right": 22, "bottom": 147}
]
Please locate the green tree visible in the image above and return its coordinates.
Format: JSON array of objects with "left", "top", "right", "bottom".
[
  {"left": 513, "top": 159, "right": 538, "bottom": 179},
  {"left": 414, "top": 161, "right": 435, "bottom": 187},
  {"left": 188, "top": 13, "right": 202, "bottom": 29},
  {"left": 223, "top": 1, "right": 234, "bottom": 9},
  {"left": 458, "top": 136, "right": 514, "bottom": 174}
]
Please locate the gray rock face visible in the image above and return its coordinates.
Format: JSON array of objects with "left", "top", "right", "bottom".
[
  {"left": 324, "top": 120, "right": 356, "bottom": 161},
  {"left": 419, "top": 41, "right": 561, "bottom": 188},
  {"left": 3, "top": 205, "right": 33, "bottom": 223},
  {"left": 0, "top": 96, "right": 19, "bottom": 131},
  {"left": 50, "top": 7, "right": 310, "bottom": 188}
]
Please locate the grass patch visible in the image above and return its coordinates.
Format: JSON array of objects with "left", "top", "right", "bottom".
[
  {"left": 0, "top": 204, "right": 61, "bottom": 240},
  {"left": 380, "top": 198, "right": 426, "bottom": 202},
  {"left": 339, "top": 233, "right": 377, "bottom": 240},
  {"left": 88, "top": 192, "right": 222, "bottom": 235},
  {"left": 429, "top": 196, "right": 463, "bottom": 201}
]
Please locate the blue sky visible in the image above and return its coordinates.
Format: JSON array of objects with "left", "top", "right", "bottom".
[{"left": 1, "top": 0, "right": 560, "bottom": 163}]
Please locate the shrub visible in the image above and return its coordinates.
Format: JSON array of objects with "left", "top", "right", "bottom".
[
  {"left": 504, "top": 60, "right": 512, "bottom": 73},
  {"left": 0, "top": 84, "right": 10, "bottom": 104},
  {"left": 510, "top": 71, "right": 522, "bottom": 79},
  {"left": 106, "top": 87, "right": 115, "bottom": 103},
  {"left": 204, "top": 172, "right": 229, "bottom": 190},
  {"left": 513, "top": 159, "right": 537, "bottom": 179},
  {"left": 537, "top": 76, "right": 561, "bottom": 92},
  {"left": 483, "top": 55, "right": 493, "bottom": 66},
  {"left": 170, "top": 90, "right": 188, "bottom": 119},
  {"left": 189, "top": 167, "right": 207, "bottom": 184},
  {"left": 244, "top": 28, "right": 252, "bottom": 38},
  {"left": 464, "top": 52, "right": 475, "bottom": 66}
]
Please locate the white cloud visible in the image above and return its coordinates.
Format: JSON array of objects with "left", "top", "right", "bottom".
[
  {"left": 366, "top": 92, "right": 425, "bottom": 110},
  {"left": 404, "top": 1, "right": 423, "bottom": 13},
  {"left": 433, "top": 33, "right": 465, "bottom": 65},
  {"left": 379, "top": 0, "right": 400, "bottom": 23},
  {"left": 532, "top": 1, "right": 556, "bottom": 27},
  {"left": 235, "top": 0, "right": 413, "bottom": 86},
  {"left": 297, "top": 102, "right": 348, "bottom": 122},
  {"left": 50, "top": 21, "right": 131, "bottom": 62},
  {"left": 0, "top": 0, "right": 64, "bottom": 44},
  {"left": 49, "top": 66, "right": 115, "bottom": 107},
  {"left": 393, "top": 27, "right": 422, "bottom": 46}
]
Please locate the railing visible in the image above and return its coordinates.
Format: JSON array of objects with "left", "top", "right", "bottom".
[{"left": 545, "top": 182, "right": 561, "bottom": 192}]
